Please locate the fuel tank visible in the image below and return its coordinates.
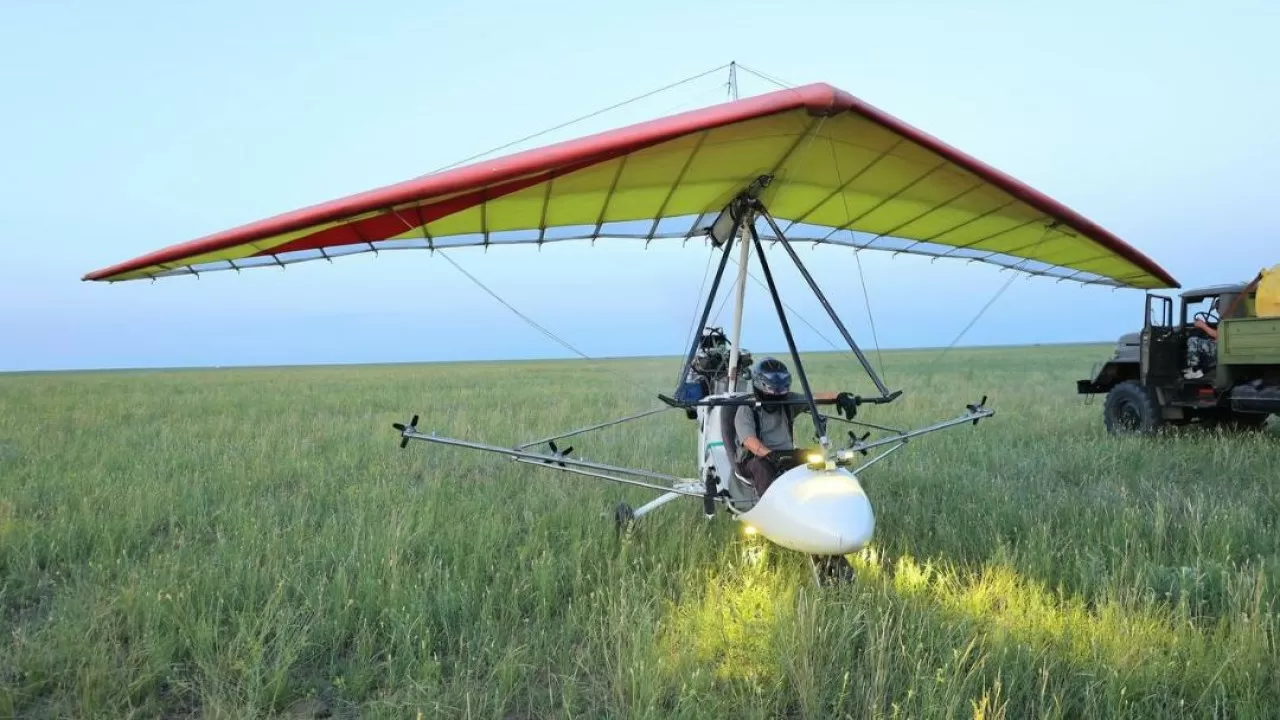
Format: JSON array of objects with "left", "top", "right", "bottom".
[{"left": 738, "top": 464, "right": 875, "bottom": 555}]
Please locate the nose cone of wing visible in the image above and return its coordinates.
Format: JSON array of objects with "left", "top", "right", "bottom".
[{"left": 739, "top": 466, "right": 875, "bottom": 555}]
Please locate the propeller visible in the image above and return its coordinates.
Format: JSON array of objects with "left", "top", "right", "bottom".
[
  {"left": 544, "top": 440, "right": 574, "bottom": 468},
  {"left": 847, "top": 430, "right": 871, "bottom": 455},
  {"left": 391, "top": 414, "right": 419, "bottom": 449},
  {"left": 966, "top": 395, "right": 990, "bottom": 425}
]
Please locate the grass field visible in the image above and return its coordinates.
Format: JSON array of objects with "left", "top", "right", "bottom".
[{"left": 2, "top": 344, "right": 1277, "bottom": 718}]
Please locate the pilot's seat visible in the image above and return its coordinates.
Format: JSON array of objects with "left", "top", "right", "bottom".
[{"left": 713, "top": 395, "right": 759, "bottom": 509}]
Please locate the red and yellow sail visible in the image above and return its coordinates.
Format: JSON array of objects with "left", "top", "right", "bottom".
[{"left": 82, "top": 82, "right": 1178, "bottom": 289}]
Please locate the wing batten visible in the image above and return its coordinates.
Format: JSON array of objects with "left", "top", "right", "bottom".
[
  {"left": 645, "top": 130, "right": 708, "bottom": 240},
  {"left": 823, "top": 156, "right": 952, "bottom": 241},
  {"left": 867, "top": 176, "right": 991, "bottom": 245},
  {"left": 782, "top": 136, "right": 907, "bottom": 234}
]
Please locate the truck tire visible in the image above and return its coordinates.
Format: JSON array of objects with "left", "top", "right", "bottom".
[{"left": 1104, "top": 380, "right": 1163, "bottom": 435}]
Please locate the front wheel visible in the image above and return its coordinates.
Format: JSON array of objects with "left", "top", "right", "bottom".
[
  {"left": 1104, "top": 381, "right": 1163, "bottom": 435},
  {"left": 809, "top": 555, "right": 855, "bottom": 586}
]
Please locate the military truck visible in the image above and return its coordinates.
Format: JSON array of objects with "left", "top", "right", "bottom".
[{"left": 1077, "top": 274, "right": 1280, "bottom": 434}]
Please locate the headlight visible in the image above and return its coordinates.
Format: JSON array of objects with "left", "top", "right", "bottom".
[{"left": 805, "top": 451, "right": 830, "bottom": 470}]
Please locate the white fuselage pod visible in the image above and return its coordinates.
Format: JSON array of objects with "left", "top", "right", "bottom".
[{"left": 738, "top": 464, "right": 875, "bottom": 555}]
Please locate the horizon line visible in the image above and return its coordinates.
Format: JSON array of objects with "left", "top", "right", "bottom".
[{"left": 0, "top": 338, "right": 1113, "bottom": 376}]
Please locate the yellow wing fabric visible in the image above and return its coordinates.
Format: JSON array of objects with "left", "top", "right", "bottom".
[{"left": 82, "top": 83, "right": 1177, "bottom": 289}]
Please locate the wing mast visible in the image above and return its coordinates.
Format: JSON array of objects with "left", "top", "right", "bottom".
[
  {"left": 724, "top": 63, "right": 750, "bottom": 392},
  {"left": 726, "top": 215, "right": 752, "bottom": 390}
]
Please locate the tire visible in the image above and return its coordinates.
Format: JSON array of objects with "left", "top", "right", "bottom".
[
  {"left": 1104, "top": 380, "right": 1163, "bottom": 435},
  {"left": 809, "top": 554, "right": 855, "bottom": 586}
]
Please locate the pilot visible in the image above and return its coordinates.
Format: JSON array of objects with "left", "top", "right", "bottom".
[{"left": 733, "top": 357, "right": 857, "bottom": 495}]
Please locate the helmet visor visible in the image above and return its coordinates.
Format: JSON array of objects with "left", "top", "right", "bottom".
[{"left": 756, "top": 370, "right": 791, "bottom": 396}]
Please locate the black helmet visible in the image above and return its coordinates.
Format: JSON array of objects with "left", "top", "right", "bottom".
[{"left": 751, "top": 357, "right": 791, "bottom": 399}]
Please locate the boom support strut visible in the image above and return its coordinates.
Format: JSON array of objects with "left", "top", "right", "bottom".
[{"left": 391, "top": 397, "right": 992, "bottom": 496}]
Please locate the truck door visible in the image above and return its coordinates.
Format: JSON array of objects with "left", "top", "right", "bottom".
[{"left": 1142, "top": 294, "right": 1181, "bottom": 385}]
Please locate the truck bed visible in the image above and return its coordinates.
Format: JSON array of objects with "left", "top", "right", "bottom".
[{"left": 1219, "top": 316, "right": 1280, "bottom": 365}]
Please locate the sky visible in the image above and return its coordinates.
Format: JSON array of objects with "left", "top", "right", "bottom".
[{"left": 2, "top": 0, "right": 1278, "bottom": 372}]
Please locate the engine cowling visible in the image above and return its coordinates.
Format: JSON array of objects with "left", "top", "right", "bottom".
[{"left": 737, "top": 464, "right": 875, "bottom": 555}]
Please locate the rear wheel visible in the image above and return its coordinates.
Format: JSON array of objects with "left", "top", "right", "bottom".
[
  {"left": 614, "top": 502, "right": 634, "bottom": 535},
  {"left": 1104, "top": 381, "right": 1163, "bottom": 435},
  {"left": 809, "top": 555, "right": 855, "bottom": 586}
]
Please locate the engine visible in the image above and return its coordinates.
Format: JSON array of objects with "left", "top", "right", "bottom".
[{"left": 675, "top": 326, "right": 753, "bottom": 407}]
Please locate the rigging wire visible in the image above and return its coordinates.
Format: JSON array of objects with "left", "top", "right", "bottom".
[
  {"left": 674, "top": 241, "right": 720, "bottom": 386},
  {"left": 925, "top": 224, "right": 1057, "bottom": 367},
  {"left": 719, "top": 251, "right": 843, "bottom": 352},
  {"left": 436, "top": 249, "right": 666, "bottom": 401},
  {"left": 827, "top": 137, "right": 890, "bottom": 386},
  {"left": 417, "top": 62, "right": 743, "bottom": 398},
  {"left": 681, "top": 242, "right": 718, "bottom": 350},
  {"left": 735, "top": 63, "right": 797, "bottom": 90},
  {"left": 425, "top": 63, "right": 732, "bottom": 176},
  {"left": 927, "top": 267, "right": 1022, "bottom": 367},
  {"left": 435, "top": 250, "right": 591, "bottom": 360},
  {"left": 851, "top": 248, "right": 886, "bottom": 381}
]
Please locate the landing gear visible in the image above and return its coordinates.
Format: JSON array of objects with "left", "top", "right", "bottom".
[
  {"left": 614, "top": 502, "right": 634, "bottom": 535},
  {"left": 809, "top": 554, "right": 856, "bottom": 586}
]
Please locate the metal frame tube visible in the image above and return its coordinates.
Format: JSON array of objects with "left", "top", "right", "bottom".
[
  {"left": 399, "top": 429, "right": 687, "bottom": 484},
  {"left": 746, "top": 222, "right": 828, "bottom": 446},
  {"left": 509, "top": 458, "right": 707, "bottom": 497},
  {"left": 847, "top": 442, "right": 908, "bottom": 475},
  {"left": 658, "top": 393, "right": 812, "bottom": 411},
  {"left": 836, "top": 406, "right": 993, "bottom": 458},
  {"left": 757, "top": 204, "right": 893, "bottom": 398},
  {"left": 634, "top": 488, "right": 697, "bottom": 518},
  {"left": 727, "top": 209, "right": 753, "bottom": 389}
]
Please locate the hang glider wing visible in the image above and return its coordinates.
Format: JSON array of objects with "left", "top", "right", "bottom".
[{"left": 82, "top": 82, "right": 1178, "bottom": 289}]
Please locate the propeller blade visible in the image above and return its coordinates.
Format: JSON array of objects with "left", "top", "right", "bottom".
[
  {"left": 394, "top": 414, "right": 419, "bottom": 449},
  {"left": 966, "top": 396, "right": 990, "bottom": 424},
  {"left": 847, "top": 430, "right": 871, "bottom": 455}
]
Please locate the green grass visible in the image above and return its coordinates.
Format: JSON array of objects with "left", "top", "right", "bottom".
[{"left": 1, "top": 344, "right": 1277, "bottom": 718}]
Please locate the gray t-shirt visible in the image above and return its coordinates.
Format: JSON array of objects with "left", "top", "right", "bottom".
[{"left": 734, "top": 392, "right": 803, "bottom": 460}]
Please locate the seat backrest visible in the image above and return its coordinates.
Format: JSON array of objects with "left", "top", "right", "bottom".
[{"left": 719, "top": 397, "right": 751, "bottom": 478}]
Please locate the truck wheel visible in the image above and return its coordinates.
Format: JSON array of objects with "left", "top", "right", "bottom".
[{"left": 1104, "top": 381, "right": 1163, "bottom": 435}]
